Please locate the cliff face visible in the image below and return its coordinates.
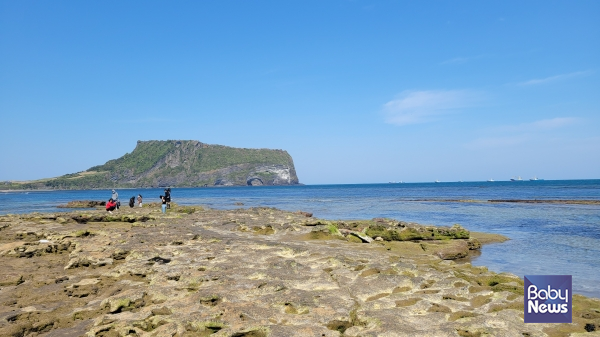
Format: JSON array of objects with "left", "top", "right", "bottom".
[{"left": 5, "top": 140, "right": 300, "bottom": 189}]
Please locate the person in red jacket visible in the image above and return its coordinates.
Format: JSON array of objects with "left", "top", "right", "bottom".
[{"left": 106, "top": 199, "right": 117, "bottom": 213}]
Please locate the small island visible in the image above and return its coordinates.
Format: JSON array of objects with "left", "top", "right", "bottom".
[{"left": 2, "top": 140, "right": 300, "bottom": 190}]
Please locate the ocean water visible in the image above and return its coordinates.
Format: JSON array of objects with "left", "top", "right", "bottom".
[{"left": 1, "top": 180, "right": 599, "bottom": 298}]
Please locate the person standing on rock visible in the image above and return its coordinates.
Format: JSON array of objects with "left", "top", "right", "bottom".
[
  {"left": 111, "top": 189, "right": 119, "bottom": 210},
  {"left": 137, "top": 194, "right": 143, "bottom": 207},
  {"left": 164, "top": 188, "right": 171, "bottom": 209},
  {"left": 160, "top": 195, "right": 167, "bottom": 213}
]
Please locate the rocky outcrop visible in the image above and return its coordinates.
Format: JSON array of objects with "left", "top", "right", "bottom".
[
  {"left": 57, "top": 201, "right": 106, "bottom": 208},
  {"left": 1, "top": 207, "right": 599, "bottom": 336},
  {"left": 203, "top": 164, "right": 296, "bottom": 187},
  {"left": 5, "top": 140, "right": 300, "bottom": 189}
]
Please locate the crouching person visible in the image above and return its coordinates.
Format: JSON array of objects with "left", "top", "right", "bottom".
[{"left": 106, "top": 199, "right": 117, "bottom": 213}]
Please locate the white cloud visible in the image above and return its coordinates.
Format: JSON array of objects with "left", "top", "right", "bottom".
[
  {"left": 526, "top": 117, "right": 578, "bottom": 130},
  {"left": 383, "top": 90, "right": 481, "bottom": 126},
  {"left": 466, "top": 135, "right": 528, "bottom": 150},
  {"left": 440, "top": 55, "right": 485, "bottom": 65},
  {"left": 495, "top": 117, "right": 578, "bottom": 133},
  {"left": 466, "top": 117, "right": 579, "bottom": 149},
  {"left": 120, "top": 117, "right": 174, "bottom": 124},
  {"left": 518, "top": 70, "right": 593, "bottom": 86},
  {"left": 440, "top": 57, "right": 470, "bottom": 65}
]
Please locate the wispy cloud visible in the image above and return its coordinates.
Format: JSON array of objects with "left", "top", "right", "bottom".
[
  {"left": 466, "top": 117, "right": 579, "bottom": 149},
  {"left": 518, "top": 70, "right": 593, "bottom": 86},
  {"left": 496, "top": 117, "right": 578, "bottom": 132},
  {"left": 440, "top": 55, "right": 485, "bottom": 65},
  {"left": 466, "top": 135, "right": 528, "bottom": 150},
  {"left": 383, "top": 90, "right": 482, "bottom": 126},
  {"left": 440, "top": 57, "right": 471, "bottom": 65},
  {"left": 121, "top": 117, "right": 174, "bottom": 124}
]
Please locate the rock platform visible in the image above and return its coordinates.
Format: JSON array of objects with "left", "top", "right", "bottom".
[{"left": 0, "top": 205, "right": 599, "bottom": 337}]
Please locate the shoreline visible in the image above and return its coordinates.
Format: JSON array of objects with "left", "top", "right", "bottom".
[
  {"left": 3, "top": 189, "right": 599, "bottom": 206},
  {"left": 1, "top": 205, "right": 599, "bottom": 336},
  {"left": 401, "top": 199, "right": 600, "bottom": 205},
  {"left": 0, "top": 184, "right": 305, "bottom": 193}
]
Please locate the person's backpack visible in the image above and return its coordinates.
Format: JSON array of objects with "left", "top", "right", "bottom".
[{"left": 129, "top": 197, "right": 135, "bottom": 208}]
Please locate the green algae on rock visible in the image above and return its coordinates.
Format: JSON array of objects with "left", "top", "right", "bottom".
[{"left": 0, "top": 205, "right": 599, "bottom": 336}]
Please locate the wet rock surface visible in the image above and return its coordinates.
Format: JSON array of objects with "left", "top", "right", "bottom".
[
  {"left": 0, "top": 206, "right": 598, "bottom": 336},
  {"left": 57, "top": 201, "right": 107, "bottom": 208}
]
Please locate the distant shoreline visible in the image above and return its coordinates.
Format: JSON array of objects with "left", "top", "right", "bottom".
[
  {"left": 0, "top": 185, "right": 305, "bottom": 193},
  {"left": 2, "top": 178, "right": 600, "bottom": 192},
  {"left": 3, "top": 188, "right": 600, "bottom": 206},
  {"left": 402, "top": 199, "right": 600, "bottom": 205}
]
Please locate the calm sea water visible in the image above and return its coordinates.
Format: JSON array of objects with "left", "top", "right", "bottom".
[{"left": 1, "top": 180, "right": 599, "bottom": 298}]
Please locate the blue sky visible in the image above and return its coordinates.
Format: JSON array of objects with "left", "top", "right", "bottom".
[{"left": 1, "top": 1, "right": 598, "bottom": 184}]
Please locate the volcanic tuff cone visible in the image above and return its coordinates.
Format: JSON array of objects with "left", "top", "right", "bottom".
[{"left": 4, "top": 140, "right": 299, "bottom": 189}]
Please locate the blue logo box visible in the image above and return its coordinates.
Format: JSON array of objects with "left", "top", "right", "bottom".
[{"left": 524, "top": 275, "right": 572, "bottom": 323}]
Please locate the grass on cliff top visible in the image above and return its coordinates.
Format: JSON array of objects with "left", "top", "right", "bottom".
[
  {"left": 4, "top": 171, "right": 111, "bottom": 190},
  {"left": 191, "top": 145, "right": 293, "bottom": 172},
  {"left": 89, "top": 140, "right": 176, "bottom": 175},
  {"left": 89, "top": 140, "right": 293, "bottom": 177}
]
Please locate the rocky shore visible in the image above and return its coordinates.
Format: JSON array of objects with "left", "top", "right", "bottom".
[{"left": 1, "top": 205, "right": 599, "bottom": 336}]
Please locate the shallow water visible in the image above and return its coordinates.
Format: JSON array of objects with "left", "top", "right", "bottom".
[{"left": 1, "top": 180, "right": 599, "bottom": 298}]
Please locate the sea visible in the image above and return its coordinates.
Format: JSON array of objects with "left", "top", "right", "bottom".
[{"left": 1, "top": 179, "right": 599, "bottom": 298}]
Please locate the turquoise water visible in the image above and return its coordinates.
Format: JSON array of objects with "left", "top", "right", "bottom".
[{"left": 1, "top": 180, "right": 599, "bottom": 298}]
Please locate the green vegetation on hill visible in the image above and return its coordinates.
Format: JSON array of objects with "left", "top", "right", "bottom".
[
  {"left": 3, "top": 140, "right": 299, "bottom": 190},
  {"left": 89, "top": 140, "right": 176, "bottom": 175},
  {"left": 42, "top": 172, "right": 110, "bottom": 190},
  {"left": 191, "top": 146, "right": 293, "bottom": 173}
]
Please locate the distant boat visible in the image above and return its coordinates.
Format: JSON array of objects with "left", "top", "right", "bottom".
[
  {"left": 435, "top": 180, "right": 440, "bottom": 183},
  {"left": 510, "top": 176, "right": 523, "bottom": 181},
  {"left": 487, "top": 179, "right": 494, "bottom": 182},
  {"left": 529, "top": 176, "right": 543, "bottom": 181}
]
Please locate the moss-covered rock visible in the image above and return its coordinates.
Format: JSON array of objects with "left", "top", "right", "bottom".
[{"left": 364, "top": 222, "right": 470, "bottom": 241}]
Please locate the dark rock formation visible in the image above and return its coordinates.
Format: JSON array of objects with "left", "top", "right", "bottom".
[{"left": 57, "top": 200, "right": 106, "bottom": 208}]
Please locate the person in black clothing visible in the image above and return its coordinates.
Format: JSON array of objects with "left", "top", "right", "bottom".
[
  {"left": 164, "top": 188, "right": 171, "bottom": 209},
  {"left": 160, "top": 195, "right": 167, "bottom": 213}
]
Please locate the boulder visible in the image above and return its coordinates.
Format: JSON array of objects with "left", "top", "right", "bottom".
[
  {"left": 431, "top": 240, "right": 470, "bottom": 260},
  {"left": 350, "top": 232, "right": 374, "bottom": 243}
]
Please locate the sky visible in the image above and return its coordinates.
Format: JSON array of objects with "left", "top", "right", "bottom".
[{"left": 1, "top": 1, "right": 599, "bottom": 184}]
